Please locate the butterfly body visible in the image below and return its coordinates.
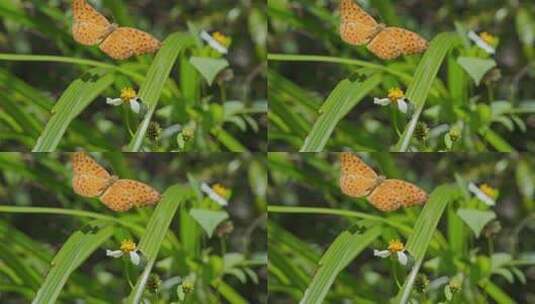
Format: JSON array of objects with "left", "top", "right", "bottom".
[
  {"left": 72, "top": 0, "right": 161, "bottom": 60},
  {"left": 339, "top": 0, "right": 428, "bottom": 60},
  {"left": 339, "top": 152, "right": 427, "bottom": 212},
  {"left": 71, "top": 152, "right": 160, "bottom": 212}
]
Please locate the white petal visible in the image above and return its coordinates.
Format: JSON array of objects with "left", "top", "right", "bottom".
[
  {"left": 373, "top": 97, "right": 391, "bottom": 106},
  {"left": 397, "top": 251, "right": 408, "bottom": 265},
  {"left": 373, "top": 249, "right": 391, "bottom": 258},
  {"left": 200, "top": 30, "right": 228, "bottom": 54},
  {"left": 468, "top": 31, "right": 495, "bottom": 54},
  {"left": 106, "top": 98, "right": 123, "bottom": 106},
  {"left": 129, "top": 98, "right": 141, "bottom": 114},
  {"left": 397, "top": 98, "right": 408, "bottom": 114},
  {"left": 201, "top": 182, "right": 228, "bottom": 206},
  {"left": 129, "top": 251, "right": 141, "bottom": 265},
  {"left": 106, "top": 250, "right": 123, "bottom": 258},
  {"left": 468, "top": 182, "right": 495, "bottom": 206}
]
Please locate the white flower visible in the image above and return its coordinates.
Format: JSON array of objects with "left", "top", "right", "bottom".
[
  {"left": 201, "top": 182, "right": 228, "bottom": 206},
  {"left": 468, "top": 182, "right": 496, "bottom": 206},
  {"left": 106, "top": 239, "right": 141, "bottom": 265},
  {"left": 200, "top": 30, "right": 228, "bottom": 54},
  {"left": 106, "top": 87, "right": 142, "bottom": 114},
  {"left": 373, "top": 239, "right": 409, "bottom": 266},
  {"left": 374, "top": 87, "right": 409, "bottom": 114},
  {"left": 468, "top": 31, "right": 495, "bottom": 55}
]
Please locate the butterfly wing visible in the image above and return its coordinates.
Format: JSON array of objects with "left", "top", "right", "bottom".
[
  {"left": 99, "top": 27, "right": 162, "bottom": 60},
  {"left": 72, "top": 0, "right": 114, "bottom": 46},
  {"left": 100, "top": 179, "right": 161, "bottom": 212},
  {"left": 71, "top": 152, "right": 113, "bottom": 197},
  {"left": 339, "top": 152, "right": 379, "bottom": 198},
  {"left": 339, "top": 0, "right": 380, "bottom": 45},
  {"left": 367, "top": 179, "right": 428, "bottom": 212},
  {"left": 367, "top": 27, "right": 428, "bottom": 60}
]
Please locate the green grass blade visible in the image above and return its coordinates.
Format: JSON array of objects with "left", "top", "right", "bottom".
[
  {"left": 127, "top": 184, "right": 193, "bottom": 304},
  {"left": 300, "top": 225, "right": 382, "bottom": 304},
  {"left": 32, "top": 221, "right": 114, "bottom": 304},
  {"left": 0, "top": 54, "right": 140, "bottom": 79},
  {"left": 394, "top": 32, "right": 463, "bottom": 152},
  {"left": 32, "top": 68, "right": 114, "bottom": 152},
  {"left": 479, "top": 280, "right": 517, "bottom": 304},
  {"left": 393, "top": 184, "right": 462, "bottom": 304},
  {"left": 300, "top": 74, "right": 382, "bottom": 152},
  {"left": 126, "top": 33, "right": 195, "bottom": 151},
  {"left": 479, "top": 129, "right": 516, "bottom": 152}
]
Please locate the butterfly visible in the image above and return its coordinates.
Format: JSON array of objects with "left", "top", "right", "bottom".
[
  {"left": 72, "top": 0, "right": 161, "bottom": 60},
  {"left": 339, "top": 0, "right": 428, "bottom": 60},
  {"left": 339, "top": 152, "right": 428, "bottom": 212},
  {"left": 71, "top": 152, "right": 161, "bottom": 212}
]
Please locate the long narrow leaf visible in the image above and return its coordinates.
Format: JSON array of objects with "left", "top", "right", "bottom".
[
  {"left": 300, "top": 74, "right": 382, "bottom": 152},
  {"left": 394, "top": 184, "right": 462, "bottom": 304},
  {"left": 32, "top": 68, "right": 114, "bottom": 152},
  {"left": 394, "top": 33, "right": 463, "bottom": 151},
  {"left": 300, "top": 225, "right": 382, "bottom": 304},
  {"left": 32, "top": 221, "right": 114, "bottom": 304},
  {"left": 127, "top": 184, "right": 193, "bottom": 304},
  {"left": 126, "top": 33, "right": 195, "bottom": 151}
]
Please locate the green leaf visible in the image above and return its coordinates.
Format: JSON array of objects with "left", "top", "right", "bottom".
[
  {"left": 32, "top": 221, "right": 114, "bottom": 304},
  {"left": 127, "top": 33, "right": 195, "bottom": 151},
  {"left": 395, "top": 184, "right": 463, "bottom": 304},
  {"left": 300, "top": 74, "right": 382, "bottom": 152},
  {"left": 127, "top": 184, "right": 193, "bottom": 304},
  {"left": 300, "top": 225, "right": 381, "bottom": 304},
  {"left": 32, "top": 68, "right": 114, "bottom": 152},
  {"left": 457, "top": 57, "right": 497, "bottom": 86},
  {"left": 190, "top": 57, "right": 229, "bottom": 85},
  {"left": 190, "top": 209, "right": 229, "bottom": 238},
  {"left": 457, "top": 208, "right": 496, "bottom": 238},
  {"left": 395, "top": 32, "right": 464, "bottom": 152}
]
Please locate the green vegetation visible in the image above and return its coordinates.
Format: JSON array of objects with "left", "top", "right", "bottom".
[
  {"left": 268, "top": 152, "right": 535, "bottom": 303},
  {"left": 268, "top": 0, "right": 535, "bottom": 151},
  {"left": 0, "top": 153, "right": 267, "bottom": 303},
  {"left": 0, "top": 1, "right": 267, "bottom": 151}
]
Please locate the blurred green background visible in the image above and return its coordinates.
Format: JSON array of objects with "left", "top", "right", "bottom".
[
  {"left": 0, "top": 152, "right": 267, "bottom": 303},
  {"left": 268, "top": 0, "right": 535, "bottom": 151},
  {"left": 268, "top": 152, "right": 535, "bottom": 303},
  {"left": 0, "top": 0, "right": 267, "bottom": 151}
]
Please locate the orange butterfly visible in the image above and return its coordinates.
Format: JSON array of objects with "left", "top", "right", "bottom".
[
  {"left": 339, "top": 152, "right": 427, "bottom": 212},
  {"left": 71, "top": 152, "right": 161, "bottom": 212},
  {"left": 72, "top": 0, "right": 161, "bottom": 60},
  {"left": 339, "top": 0, "right": 428, "bottom": 60}
]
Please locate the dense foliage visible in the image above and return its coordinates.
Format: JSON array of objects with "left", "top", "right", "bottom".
[{"left": 268, "top": 152, "right": 535, "bottom": 303}]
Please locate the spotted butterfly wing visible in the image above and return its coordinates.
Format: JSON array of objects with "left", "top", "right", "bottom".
[
  {"left": 339, "top": 152, "right": 379, "bottom": 198},
  {"left": 367, "top": 27, "right": 428, "bottom": 60},
  {"left": 339, "top": 0, "right": 380, "bottom": 45},
  {"left": 99, "top": 27, "right": 162, "bottom": 60},
  {"left": 72, "top": 0, "right": 114, "bottom": 46},
  {"left": 71, "top": 0, "right": 161, "bottom": 60},
  {"left": 71, "top": 152, "right": 114, "bottom": 197},
  {"left": 339, "top": 0, "right": 428, "bottom": 60},
  {"left": 71, "top": 152, "right": 161, "bottom": 212},
  {"left": 100, "top": 179, "right": 161, "bottom": 212},
  {"left": 367, "top": 179, "right": 428, "bottom": 212}
]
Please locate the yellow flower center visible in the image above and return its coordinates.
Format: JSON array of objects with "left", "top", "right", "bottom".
[
  {"left": 388, "top": 87, "right": 405, "bottom": 103},
  {"left": 120, "top": 87, "right": 137, "bottom": 103},
  {"left": 480, "top": 184, "right": 498, "bottom": 199},
  {"left": 387, "top": 239, "right": 405, "bottom": 253},
  {"left": 212, "top": 32, "right": 231, "bottom": 47},
  {"left": 480, "top": 32, "right": 498, "bottom": 46},
  {"left": 212, "top": 183, "right": 230, "bottom": 198},
  {"left": 120, "top": 239, "right": 137, "bottom": 253}
]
